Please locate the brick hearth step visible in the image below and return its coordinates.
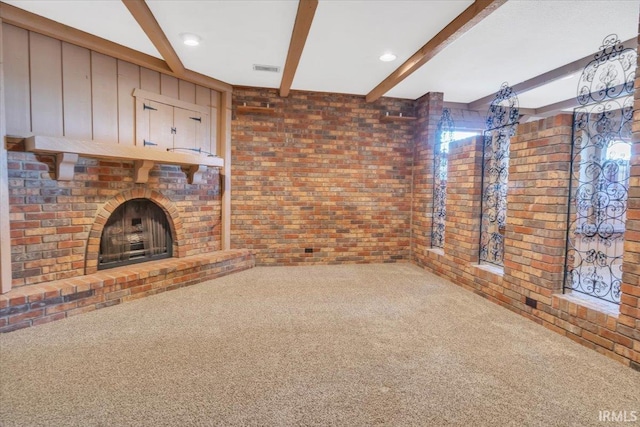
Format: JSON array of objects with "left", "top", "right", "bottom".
[{"left": 0, "top": 249, "right": 254, "bottom": 333}]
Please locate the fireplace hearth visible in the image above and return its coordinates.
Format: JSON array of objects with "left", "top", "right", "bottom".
[{"left": 99, "top": 198, "right": 173, "bottom": 270}]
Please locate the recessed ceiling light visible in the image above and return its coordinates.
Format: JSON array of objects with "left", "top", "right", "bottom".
[
  {"left": 181, "top": 33, "right": 201, "bottom": 47},
  {"left": 379, "top": 52, "right": 397, "bottom": 62}
]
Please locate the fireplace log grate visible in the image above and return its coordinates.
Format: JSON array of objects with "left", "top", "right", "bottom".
[{"left": 99, "top": 199, "right": 172, "bottom": 270}]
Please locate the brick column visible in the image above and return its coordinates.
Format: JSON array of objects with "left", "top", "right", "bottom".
[
  {"left": 411, "top": 92, "right": 442, "bottom": 266},
  {"left": 444, "top": 136, "right": 484, "bottom": 268},
  {"left": 618, "top": 135, "right": 640, "bottom": 367},
  {"left": 504, "top": 115, "right": 573, "bottom": 306},
  {"left": 617, "top": 20, "right": 640, "bottom": 366}
]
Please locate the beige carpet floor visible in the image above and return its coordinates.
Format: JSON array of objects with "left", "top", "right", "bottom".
[{"left": 1, "top": 263, "right": 639, "bottom": 426}]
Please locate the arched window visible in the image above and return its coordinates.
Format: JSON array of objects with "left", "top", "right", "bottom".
[
  {"left": 564, "top": 35, "right": 635, "bottom": 304},
  {"left": 479, "top": 83, "right": 519, "bottom": 266},
  {"left": 432, "top": 109, "right": 454, "bottom": 248}
]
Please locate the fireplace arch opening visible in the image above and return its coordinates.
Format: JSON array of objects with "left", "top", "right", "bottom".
[{"left": 99, "top": 198, "right": 173, "bottom": 270}]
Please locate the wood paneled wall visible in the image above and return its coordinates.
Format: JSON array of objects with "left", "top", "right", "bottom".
[
  {"left": 2, "top": 23, "right": 219, "bottom": 151},
  {"left": 0, "top": 20, "right": 12, "bottom": 293}
]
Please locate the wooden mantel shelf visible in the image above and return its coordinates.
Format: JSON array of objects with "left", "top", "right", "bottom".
[
  {"left": 236, "top": 105, "right": 276, "bottom": 114},
  {"left": 380, "top": 115, "right": 417, "bottom": 122},
  {"left": 25, "top": 135, "right": 223, "bottom": 184}
]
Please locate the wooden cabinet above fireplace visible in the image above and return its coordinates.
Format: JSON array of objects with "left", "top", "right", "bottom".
[
  {"left": 22, "top": 89, "right": 223, "bottom": 185},
  {"left": 133, "top": 89, "right": 213, "bottom": 156}
]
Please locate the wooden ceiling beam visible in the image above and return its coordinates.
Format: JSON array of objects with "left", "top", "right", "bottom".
[
  {"left": 0, "top": 2, "right": 232, "bottom": 93},
  {"left": 279, "top": 0, "right": 318, "bottom": 97},
  {"left": 182, "top": 69, "right": 233, "bottom": 94},
  {"left": 468, "top": 37, "right": 637, "bottom": 111},
  {"left": 533, "top": 98, "right": 577, "bottom": 117},
  {"left": 511, "top": 83, "right": 629, "bottom": 120},
  {"left": 121, "top": 0, "right": 185, "bottom": 75},
  {"left": 365, "top": 0, "right": 506, "bottom": 103},
  {"left": 442, "top": 101, "right": 471, "bottom": 110}
]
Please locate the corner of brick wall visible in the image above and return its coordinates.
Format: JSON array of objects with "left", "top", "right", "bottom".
[
  {"left": 411, "top": 92, "right": 443, "bottom": 265},
  {"left": 616, "top": 24, "right": 640, "bottom": 366}
]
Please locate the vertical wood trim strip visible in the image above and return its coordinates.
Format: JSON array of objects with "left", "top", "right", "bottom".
[
  {"left": 62, "top": 42, "right": 92, "bottom": 139},
  {"left": 91, "top": 51, "right": 118, "bottom": 143},
  {"left": 160, "top": 74, "right": 178, "bottom": 99},
  {"left": 179, "top": 80, "right": 196, "bottom": 104},
  {"left": 195, "top": 84, "right": 212, "bottom": 153},
  {"left": 220, "top": 90, "right": 232, "bottom": 250},
  {"left": 210, "top": 90, "right": 220, "bottom": 156},
  {"left": 140, "top": 67, "right": 160, "bottom": 93},
  {"left": 117, "top": 59, "right": 140, "bottom": 145},
  {"left": 2, "top": 23, "right": 30, "bottom": 135},
  {"left": 0, "top": 19, "right": 13, "bottom": 292},
  {"left": 30, "top": 32, "right": 63, "bottom": 136}
]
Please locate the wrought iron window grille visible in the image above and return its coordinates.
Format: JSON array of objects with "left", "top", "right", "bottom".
[
  {"left": 479, "top": 82, "right": 519, "bottom": 267},
  {"left": 563, "top": 34, "right": 635, "bottom": 304},
  {"left": 432, "top": 108, "right": 455, "bottom": 249}
]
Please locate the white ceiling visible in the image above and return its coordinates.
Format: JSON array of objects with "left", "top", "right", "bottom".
[
  {"left": 292, "top": 0, "right": 473, "bottom": 95},
  {"left": 517, "top": 74, "right": 579, "bottom": 109},
  {"left": 147, "top": 0, "right": 299, "bottom": 89},
  {"left": 387, "top": 0, "right": 640, "bottom": 104},
  {"left": 4, "top": 0, "right": 640, "bottom": 111}
]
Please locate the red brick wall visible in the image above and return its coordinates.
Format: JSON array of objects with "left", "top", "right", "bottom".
[
  {"left": 618, "top": 20, "right": 640, "bottom": 365},
  {"left": 621, "top": 117, "right": 639, "bottom": 362},
  {"left": 414, "top": 134, "right": 489, "bottom": 290},
  {"left": 411, "top": 93, "right": 442, "bottom": 262},
  {"left": 513, "top": 116, "right": 639, "bottom": 368},
  {"left": 504, "top": 115, "right": 573, "bottom": 302},
  {"left": 412, "top": 115, "right": 640, "bottom": 369},
  {"left": 231, "top": 88, "right": 414, "bottom": 265},
  {"left": 443, "top": 135, "right": 484, "bottom": 270},
  {"left": 8, "top": 141, "right": 221, "bottom": 287}
]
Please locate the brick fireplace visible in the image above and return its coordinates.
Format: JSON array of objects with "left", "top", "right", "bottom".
[
  {"left": 0, "top": 22, "right": 246, "bottom": 330},
  {"left": 8, "top": 140, "right": 225, "bottom": 287},
  {"left": 0, "top": 141, "right": 253, "bottom": 332}
]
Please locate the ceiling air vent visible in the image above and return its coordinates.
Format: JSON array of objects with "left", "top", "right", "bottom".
[{"left": 253, "top": 64, "right": 281, "bottom": 73}]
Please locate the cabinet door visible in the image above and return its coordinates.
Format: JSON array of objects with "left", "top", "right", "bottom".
[
  {"left": 134, "top": 89, "right": 214, "bottom": 155},
  {"left": 196, "top": 112, "right": 211, "bottom": 155},
  {"left": 173, "top": 107, "right": 198, "bottom": 152},
  {"left": 148, "top": 101, "right": 174, "bottom": 151}
]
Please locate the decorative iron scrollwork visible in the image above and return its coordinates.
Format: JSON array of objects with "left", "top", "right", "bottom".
[
  {"left": 485, "top": 83, "right": 520, "bottom": 130},
  {"left": 577, "top": 34, "right": 636, "bottom": 106},
  {"left": 565, "top": 35, "right": 635, "bottom": 304},
  {"left": 480, "top": 82, "right": 519, "bottom": 266},
  {"left": 432, "top": 108, "right": 454, "bottom": 249}
]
